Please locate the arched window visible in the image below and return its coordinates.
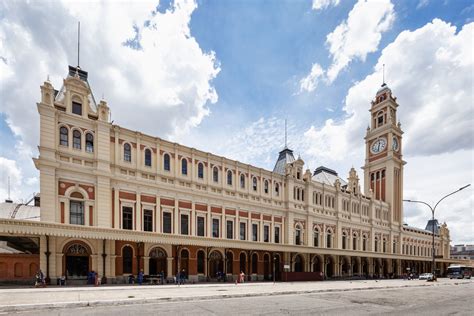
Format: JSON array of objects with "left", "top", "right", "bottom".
[
  {"left": 213, "top": 167, "right": 219, "bottom": 182},
  {"left": 72, "top": 101, "right": 82, "bottom": 115},
  {"left": 85, "top": 133, "right": 94, "bottom": 153},
  {"left": 375, "top": 236, "right": 379, "bottom": 252},
  {"left": 73, "top": 130, "right": 81, "bottom": 149},
  {"left": 295, "top": 225, "right": 302, "bottom": 245},
  {"left": 124, "top": 143, "right": 131, "bottom": 162},
  {"left": 198, "top": 163, "right": 204, "bottom": 179},
  {"left": 314, "top": 229, "right": 319, "bottom": 247},
  {"left": 240, "top": 174, "right": 245, "bottom": 188},
  {"left": 144, "top": 149, "right": 152, "bottom": 167},
  {"left": 70, "top": 192, "right": 84, "bottom": 225},
  {"left": 301, "top": 189, "right": 304, "bottom": 201},
  {"left": 326, "top": 230, "right": 332, "bottom": 248},
  {"left": 377, "top": 111, "right": 384, "bottom": 127},
  {"left": 264, "top": 180, "right": 269, "bottom": 194},
  {"left": 342, "top": 231, "right": 347, "bottom": 249},
  {"left": 353, "top": 233, "right": 358, "bottom": 250},
  {"left": 163, "top": 153, "right": 170, "bottom": 171},
  {"left": 251, "top": 253, "right": 258, "bottom": 274},
  {"left": 252, "top": 177, "right": 257, "bottom": 191},
  {"left": 59, "top": 126, "right": 68, "bottom": 146},
  {"left": 122, "top": 246, "right": 133, "bottom": 274},
  {"left": 275, "top": 183, "right": 279, "bottom": 196},
  {"left": 383, "top": 238, "right": 387, "bottom": 253},
  {"left": 181, "top": 158, "right": 188, "bottom": 175},
  {"left": 197, "top": 250, "right": 205, "bottom": 274},
  {"left": 227, "top": 170, "right": 232, "bottom": 185}
]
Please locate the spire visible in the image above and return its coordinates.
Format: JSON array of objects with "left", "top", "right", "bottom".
[{"left": 77, "top": 21, "right": 81, "bottom": 68}]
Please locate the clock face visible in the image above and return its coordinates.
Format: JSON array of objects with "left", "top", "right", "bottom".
[
  {"left": 371, "top": 137, "right": 387, "bottom": 154},
  {"left": 392, "top": 136, "right": 399, "bottom": 152}
]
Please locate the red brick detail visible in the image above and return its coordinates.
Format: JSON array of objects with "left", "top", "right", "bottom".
[
  {"left": 112, "top": 189, "right": 115, "bottom": 228},
  {"left": 369, "top": 152, "right": 388, "bottom": 162},
  {"left": 110, "top": 136, "right": 115, "bottom": 143},
  {"left": 239, "top": 211, "right": 248, "bottom": 218},
  {"left": 60, "top": 202, "right": 65, "bottom": 224},
  {"left": 119, "top": 191, "right": 136, "bottom": 201},
  {"left": 251, "top": 213, "right": 260, "bottom": 220},
  {"left": 0, "top": 254, "right": 39, "bottom": 280},
  {"left": 211, "top": 206, "right": 222, "bottom": 214},
  {"left": 89, "top": 206, "right": 93, "bottom": 226},
  {"left": 132, "top": 143, "right": 137, "bottom": 149},
  {"left": 263, "top": 215, "right": 272, "bottom": 221},
  {"left": 178, "top": 155, "right": 182, "bottom": 160},
  {"left": 58, "top": 181, "right": 74, "bottom": 196},
  {"left": 79, "top": 184, "right": 94, "bottom": 200},
  {"left": 225, "top": 209, "right": 236, "bottom": 216},
  {"left": 141, "top": 195, "right": 155, "bottom": 204},
  {"left": 195, "top": 204, "right": 207, "bottom": 211},
  {"left": 160, "top": 198, "right": 175, "bottom": 206},
  {"left": 152, "top": 148, "right": 157, "bottom": 153},
  {"left": 179, "top": 201, "right": 192, "bottom": 209},
  {"left": 140, "top": 144, "right": 146, "bottom": 150},
  {"left": 119, "top": 139, "right": 124, "bottom": 144},
  {"left": 274, "top": 217, "right": 282, "bottom": 223}
]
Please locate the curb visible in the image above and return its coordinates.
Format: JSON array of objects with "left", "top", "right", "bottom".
[{"left": 0, "top": 282, "right": 465, "bottom": 313}]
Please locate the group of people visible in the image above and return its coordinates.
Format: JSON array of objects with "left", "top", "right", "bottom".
[
  {"left": 175, "top": 269, "right": 187, "bottom": 285},
  {"left": 87, "top": 270, "right": 100, "bottom": 286},
  {"left": 34, "top": 269, "right": 45, "bottom": 287}
]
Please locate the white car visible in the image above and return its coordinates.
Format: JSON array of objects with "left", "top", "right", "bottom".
[{"left": 419, "top": 273, "right": 434, "bottom": 281}]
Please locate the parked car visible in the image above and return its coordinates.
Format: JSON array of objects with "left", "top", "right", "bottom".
[{"left": 419, "top": 273, "right": 434, "bottom": 281}]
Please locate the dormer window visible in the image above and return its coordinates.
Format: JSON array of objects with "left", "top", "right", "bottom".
[{"left": 72, "top": 101, "right": 82, "bottom": 116}]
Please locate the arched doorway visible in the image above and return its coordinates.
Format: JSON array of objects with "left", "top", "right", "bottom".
[
  {"left": 362, "top": 258, "right": 369, "bottom": 277},
  {"left": 65, "top": 242, "right": 90, "bottom": 279},
  {"left": 239, "top": 252, "right": 246, "bottom": 274},
  {"left": 251, "top": 253, "right": 258, "bottom": 274},
  {"left": 180, "top": 249, "right": 189, "bottom": 276},
  {"left": 312, "top": 255, "right": 322, "bottom": 273},
  {"left": 226, "top": 251, "right": 234, "bottom": 276},
  {"left": 325, "top": 256, "right": 334, "bottom": 278},
  {"left": 374, "top": 259, "right": 381, "bottom": 278},
  {"left": 274, "top": 254, "right": 281, "bottom": 281},
  {"left": 264, "top": 254, "right": 270, "bottom": 280},
  {"left": 341, "top": 257, "right": 351, "bottom": 277},
  {"left": 383, "top": 259, "right": 389, "bottom": 278},
  {"left": 294, "top": 254, "right": 304, "bottom": 272},
  {"left": 197, "top": 250, "right": 205, "bottom": 274},
  {"left": 209, "top": 250, "right": 223, "bottom": 278},
  {"left": 122, "top": 246, "right": 133, "bottom": 274},
  {"left": 149, "top": 247, "right": 167, "bottom": 276},
  {"left": 352, "top": 258, "right": 359, "bottom": 276}
]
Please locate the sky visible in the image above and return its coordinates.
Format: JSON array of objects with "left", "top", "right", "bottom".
[{"left": 0, "top": 0, "right": 472, "bottom": 244}]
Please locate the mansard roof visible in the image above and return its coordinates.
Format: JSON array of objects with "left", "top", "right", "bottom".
[
  {"left": 312, "top": 166, "right": 347, "bottom": 186},
  {"left": 272, "top": 147, "right": 295, "bottom": 175}
]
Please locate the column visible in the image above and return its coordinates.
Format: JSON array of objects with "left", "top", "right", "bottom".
[
  {"left": 167, "top": 257, "right": 174, "bottom": 278},
  {"left": 143, "top": 256, "right": 150, "bottom": 275}
]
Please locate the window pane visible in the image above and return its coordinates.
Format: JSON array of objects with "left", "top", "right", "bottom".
[
  {"left": 226, "top": 221, "right": 233, "bottom": 239},
  {"left": 182, "top": 159, "right": 187, "bottom": 175},
  {"left": 164, "top": 154, "right": 170, "bottom": 171},
  {"left": 144, "top": 149, "right": 151, "bottom": 166},
  {"left": 124, "top": 144, "right": 131, "bottom": 162},
  {"left": 197, "top": 217, "right": 205, "bottom": 236},
  {"left": 212, "top": 218, "right": 219, "bottom": 238},
  {"left": 144, "top": 209, "right": 153, "bottom": 232},
  {"left": 85, "top": 133, "right": 94, "bottom": 153},
  {"left": 70, "top": 201, "right": 84, "bottom": 225},
  {"left": 198, "top": 163, "right": 204, "bottom": 179},
  {"left": 181, "top": 214, "right": 189, "bottom": 235},
  {"left": 60, "top": 127, "right": 68, "bottom": 146},
  {"left": 264, "top": 226, "right": 269, "bottom": 242},
  {"left": 72, "top": 102, "right": 82, "bottom": 115},
  {"left": 163, "top": 212, "right": 172, "bottom": 233},
  {"left": 252, "top": 223, "right": 258, "bottom": 241},
  {"left": 73, "top": 130, "right": 81, "bottom": 149},
  {"left": 122, "top": 207, "right": 133, "bottom": 230},
  {"left": 274, "top": 227, "right": 280, "bottom": 243},
  {"left": 240, "top": 222, "right": 246, "bottom": 240}
]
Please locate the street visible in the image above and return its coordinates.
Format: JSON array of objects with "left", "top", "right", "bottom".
[{"left": 4, "top": 280, "right": 473, "bottom": 316}]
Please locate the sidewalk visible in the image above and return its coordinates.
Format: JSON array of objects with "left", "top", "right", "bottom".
[{"left": 0, "top": 278, "right": 471, "bottom": 313}]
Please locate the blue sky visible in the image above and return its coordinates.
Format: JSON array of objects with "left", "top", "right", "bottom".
[{"left": 0, "top": 0, "right": 473, "bottom": 243}]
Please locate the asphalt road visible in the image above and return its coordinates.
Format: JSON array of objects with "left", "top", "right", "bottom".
[{"left": 8, "top": 282, "right": 473, "bottom": 316}]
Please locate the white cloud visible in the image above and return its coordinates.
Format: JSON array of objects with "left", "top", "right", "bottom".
[
  {"left": 416, "top": 0, "right": 429, "bottom": 9},
  {"left": 325, "top": 0, "right": 395, "bottom": 82},
  {"left": 299, "top": 63, "right": 325, "bottom": 93},
  {"left": 0, "top": 0, "right": 220, "bottom": 154},
  {"left": 312, "top": 0, "right": 340, "bottom": 11}
]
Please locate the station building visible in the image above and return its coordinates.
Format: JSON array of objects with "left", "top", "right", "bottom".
[{"left": 0, "top": 65, "right": 464, "bottom": 284}]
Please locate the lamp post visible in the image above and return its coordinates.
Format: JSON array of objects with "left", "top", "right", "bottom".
[{"left": 403, "top": 184, "right": 470, "bottom": 280}]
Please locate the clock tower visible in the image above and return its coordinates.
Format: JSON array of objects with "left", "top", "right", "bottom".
[{"left": 362, "top": 83, "right": 405, "bottom": 224}]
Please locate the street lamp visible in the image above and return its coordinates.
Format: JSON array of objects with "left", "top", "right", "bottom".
[{"left": 403, "top": 184, "right": 471, "bottom": 280}]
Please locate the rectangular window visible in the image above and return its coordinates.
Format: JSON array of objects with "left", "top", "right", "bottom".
[
  {"left": 163, "top": 212, "right": 172, "bottom": 233},
  {"left": 212, "top": 218, "right": 220, "bottom": 238},
  {"left": 264, "top": 225, "right": 269, "bottom": 243},
  {"left": 72, "top": 102, "right": 82, "bottom": 115},
  {"left": 143, "top": 209, "right": 153, "bottom": 232},
  {"left": 70, "top": 201, "right": 84, "bottom": 225},
  {"left": 274, "top": 226, "right": 280, "bottom": 243},
  {"left": 181, "top": 214, "right": 189, "bottom": 235},
  {"left": 122, "top": 206, "right": 133, "bottom": 230},
  {"left": 240, "top": 222, "right": 246, "bottom": 240},
  {"left": 197, "top": 216, "right": 205, "bottom": 237},
  {"left": 252, "top": 223, "right": 258, "bottom": 242},
  {"left": 226, "top": 220, "right": 233, "bottom": 239}
]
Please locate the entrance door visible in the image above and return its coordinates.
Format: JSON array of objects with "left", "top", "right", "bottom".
[{"left": 64, "top": 243, "right": 90, "bottom": 279}]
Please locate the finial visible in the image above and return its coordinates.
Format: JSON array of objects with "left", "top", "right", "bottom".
[
  {"left": 77, "top": 21, "right": 81, "bottom": 68},
  {"left": 46, "top": 74, "right": 50, "bottom": 82}
]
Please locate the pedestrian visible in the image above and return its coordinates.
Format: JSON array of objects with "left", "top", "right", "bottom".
[
  {"left": 180, "top": 269, "right": 186, "bottom": 285},
  {"left": 239, "top": 271, "right": 245, "bottom": 283},
  {"left": 160, "top": 270, "right": 165, "bottom": 285},
  {"left": 138, "top": 269, "right": 144, "bottom": 285},
  {"left": 35, "top": 270, "right": 41, "bottom": 287},
  {"left": 94, "top": 271, "right": 100, "bottom": 286},
  {"left": 39, "top": 269, "right": 45, "bottom": 287}
]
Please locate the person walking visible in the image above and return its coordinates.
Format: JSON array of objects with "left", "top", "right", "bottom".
[
  {"left": 138, "top": 270, "right": 144, "bottom": 285},
  {"left": 239, "top": 271, "right": 245, "bottom": 283}
]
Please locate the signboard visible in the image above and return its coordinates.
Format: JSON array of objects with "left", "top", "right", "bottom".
[{"left": 284, "top": 264, "right": 290, "bottom": 269}]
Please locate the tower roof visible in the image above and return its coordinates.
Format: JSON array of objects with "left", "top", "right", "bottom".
[
  {"left": 273, "top": 147, "right": 295, "bottom": 175},
  {"left": 425, "top": 219, "right": 440, "bottom": 235},
  {"left": 312, "top": 166, "right": 347, "bottom": 186},
  {"left": 376, "top": 82, "right": 391, "bottom": 95}
]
